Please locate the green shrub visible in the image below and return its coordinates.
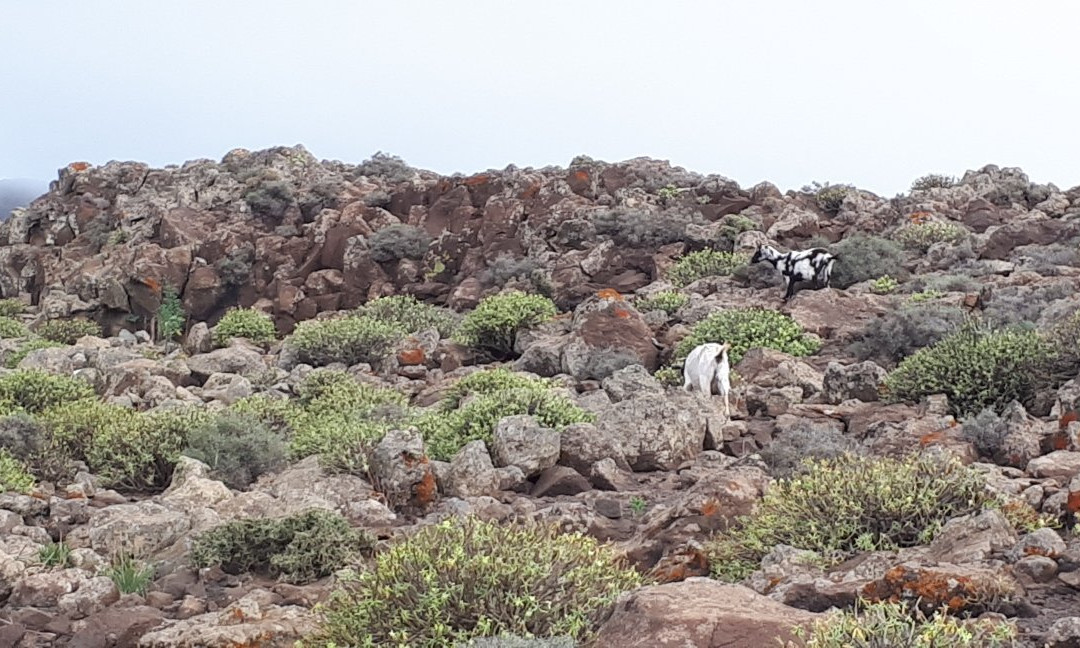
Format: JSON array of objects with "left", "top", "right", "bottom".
[
  {"left": 0, "top": 298, "right": 26, "bottom": 317},
  {"left": 36, "top": 318, "right": 102, "bottom": 344},
  {"left": 707, "top": 453, "right": 989, "bottom": 581},
  {"left": 181, "top": 412, "right": 288, "bottom": 489},
  {"left": 652, "top": 366, "right": 682, "bottom": 387},
  {"left": 0, "top": 317, "right": 28, "bottom": 339},
  {"left": 759, "top": 421, "right": 863, "bottom": 479},
  {"left": 453, "top": 291, "right": 558, "bottom": 358},
  {"left": 848, "top": 303, "right": 968, "bottom": 365},
  {"left": 358, "top": 295, "right": 460, "bottom": 338},
  {"left": 306, "top": 516, "right": 643, "bottom": 647},
  {"left": 456, "top": 638, "right": 576, "bottom": 648},
  {"left": 786, "top": 599, "right": 1016, "bottom": 648},
  {"left": 667, "top": 250, "right": 748, "bottom": 287},
  {"left": 0, "top": 370, "right": 94, "bottom": 415},
  {"left": 356, "top": 151, "right": 415, "bottom": 183},
  {"left": 288, "top": 315, "right": 406, "bottom": 367},
  {"left": 191, "top": 509, "right": 373, "bottom": 584},
  {"left": 215, "top": 244, "right": 255, "bottom": 286},
  {"left": 0, "top": 448, "right": 34, "bottom": 493},
  {"left": 37, "top": 541, "right": 73, "bottom": 568},
  {"left": 868, "top": 275, "right": 898, "bottom": 295},
  {"left": 882, "top": 321, "right": 1053, "bottom": 417},
  {"left": 907, "top": 289, "right": 945, "bottom": 303},
  {"left": 245, "top": 180, "right": 294, "bottom": 221},
  {"left": 104, "top": 551, "right": 154, "bottom": 595},
  {"left": 157, "top": 283, "right": 185, "bottom": 343},
  {"left": 910, "top": 173, "right": 957, "bottom": 192},
  {"left": 804, "top": 181, "right": 852, "bottom": 213},
  {"left": 673, "top": 308, "right": 819, "bottom": 367},
  {"left": 5, "top": 338, "right": 65, "bottom": 369},
  {"left": 590, "top": 206, "right": 700, "bottom": 248},
  {"left": 828, "top": 235, "right": 907, "bottom": 289},
  {"left": 635, "top": 291, "right": 689, "bottom": 315},
  {"left": 893, "top": 221, "right": 967, "bottom": 252},
  {"left": 212, "top": 307, "right": 277, "bottom": 348},
  {"left": 368, "top": 224, "right": 432, "bottom": 263},
  {"left": 417, "top": 369, "right": 593, "bottom": 461}
]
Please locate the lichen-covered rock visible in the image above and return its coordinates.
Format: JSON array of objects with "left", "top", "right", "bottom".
[
  {"left": 594, "top": 390, "right": 706, "bottom": 471},
  {"left": 491, "top": 415, "right": 560, "bottom": 478},
  {"left": 823, "top": 360, "right": 887, "bottom": 404}
]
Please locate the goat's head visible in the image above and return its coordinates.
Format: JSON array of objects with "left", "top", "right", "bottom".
[
  {"left": 750, "top": 245, "right": 776, "bottom": 264},
  {"left": 714, "top": 341, "right": 732, "bottom": 359}
]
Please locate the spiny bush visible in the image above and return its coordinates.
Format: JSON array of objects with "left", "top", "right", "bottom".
[
  {"left": 981, "top": 282, "right": 1073, "bottom": 330},
  {"left": 847, "top": 303, "right": 968, "bottom": 365},
  {"left": 882, "top": 321, "right": 1053, "bottom": 418},
  {"left": 306, "top": 516, "right": 643, "bottom": 647},
  {"left": 635, "top": 291, "right": 689, "bottom": 316},
  {"left": 0, "top": 370, "right": 94, "bottom": 415},
  {"left": 36, "top": 318, "right": 102, "bottom": 345},
  {"left": 368, "top": 224, "right": 432, "bottom": 263},
  {"left": 707, "top": 453, "right": 989, "bottom": 581},
  {"left": 910, "top": 173, "right": 958, "bottom": 192},
  {"left": 828, "top": 234, "right": 908, "bottom": 289},
  {"left": 211, "top": 307, "right": 277, "bottom": 348},
  {"left": 804, "top": 181, "right": 852, "bottom": 213},
  {"left": 357, "top": 295, "right": 460, "bottom": 338},
  {"left": 244, "top": 180, "right": 294, "bottom": 221},
  {"left": 1046, "top": 308, "right": 1080, "bottom": 380},
  {"left": 667, "top": 250, "right": 748, "bottom": 287},
  {"left": 417, "top": 369, "right": 593, "bottom": 461},
  {"left": 673, "top": 308, "right": 820, "bottom": 367},
  {"left": 181, "top": 411, "right": 288, "bottom": 490},
  {"left": 5, "top": 338, "right": 65, "bottom": 369},
  {"left": 589, "top": 206, "right": 701, "bottom": 248},
  {"left": 191, "top": 509, "right": 373, "bottom": 584},
  {"left": 785, "top": 599, "right": 1016, "bottom": 648},
  {"left": 456, "top": 638, "right": 576, "bottom": 648},
  {"left": 0, "top": 298, "right": 26, "bottom": 317},
  {"left": 356, "top": 151, "right": 415, "bottom": 183},
  {"left": 0, "top": 448, "right": 34, "bottom": 493},
  {"left": 893, "top": 221, "right": 967, "bottom": 252},
  {"left": 288, "top": 315, "right": 405, "bottom": 367},
  {"left": 215, "top": 243, "right": 255, "bottom": 286},
  {"left": 0, "top": 316, "right": 28, "bottom": 339},
  {"left": 481, "top": 255, "right": 539, "bottom": 287},
  {"left": 453, "top": 291, "right": 558, "bottom": 358},
  {"left": 909, "top": 273, "right": 979, "bottom": 294},
  {"left": 0, "top": 413, "right": 45, "bottom": 463},
  {"left": 759, "top": 422, "right": 864, "bottom": 479}
]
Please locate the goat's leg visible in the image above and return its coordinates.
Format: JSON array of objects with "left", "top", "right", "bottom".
[
  {"left": 698, "top": 373, "right": 713, "bottom": 397},
  {"left": 783, "top": 277, "right": 797, "bottom": 302},
  {"left": 722, "top": 389, "right": 730, "bottom": 417}
]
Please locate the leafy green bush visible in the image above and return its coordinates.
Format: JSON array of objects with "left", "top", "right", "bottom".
[
  {"left": 868, "top": 275, "right": 899, "bottom": 295},
  {"left": 5, "top": 338, "right": 65, "bottom": 369},
  {"left": 910, "top": 173, "right": 957, "bottom": 192},
  {"left": 191, "top": 509, "right": 373, "bottom": 584},
  {"left": 0, "top": 298, "right": 26, "bottom": 317},
  {"left": 828, "top": 235, "right": 908, "bottom": 289},
  {"left": 212, "top": 307, "right": 277, "bottom": 348},
  {"left": 453, "top": 291, "right": 558, "bottom": 358},
  {"left": 893, "top": 221, "right": 967, "bottom": 251},
  {"left": 157, "top": 283, "right": 185, "bottom": 343},
  {"left": 358, "top": 295, "right": 460, "bottom": 338},
  {"left": 883, "top": 321, "right": 1053, "bottom": 417},
  {"left": 306, "top": 517, "right": 643, "bottom": 647},
  {"left": 708, "top": 453, "right": 989, "bottom": 581},
  {"left": 36, "top": 318, "right": 102, "bottom": 344},
  {"left": 417, "top": 369, "right": 593, "bottom": 461},
  {"left": 0, "top": 448, "right": 34, "bottom": 493},
  {"left": 673, "top": 308, "right": 819, "bottom": 367},
  {"left": 786, "top": 599, "right": 1016, "bottom": 648},
  {"left": 288, "top": 315, "right": 406, "bottom": 367},
  {"left": 0, "top": 317, "right": 28, "bottom": 339},
  {"left": 847, "top": 303, "right": 968, "bottom": 365},
  {"left": 368, "top": 224, "right": 432, "bottom": 263},
  {"left": 181, "top": 412, "right": 288, "bottom": 489},
  {"left": 635, "top": 291, "right": 689, "bottom": 315},
  {"left": 667, "top": 250, "right": 748, "bottom": 287},
  {"left": 0, "top": 370, "right": 94, "bottom": 415}
]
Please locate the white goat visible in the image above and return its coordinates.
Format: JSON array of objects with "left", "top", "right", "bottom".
[
  {"left": 682, "top": 341, "right": 732, "bottom": 417},
  {"left": 750, "top": 244, "right": 837, "bottom": 302}
]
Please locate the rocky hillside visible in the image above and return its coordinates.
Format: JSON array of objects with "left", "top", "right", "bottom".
[{"left": 1, "top": 148, "right": 1080, "bottom": 646}]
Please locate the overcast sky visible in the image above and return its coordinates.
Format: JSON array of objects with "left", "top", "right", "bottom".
[{"left": 3, "top": 1, "right": 1079, "bottom": 196}]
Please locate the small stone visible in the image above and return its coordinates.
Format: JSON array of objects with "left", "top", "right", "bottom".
[
  {"left": 145, "top": 591, "right": 175, "bottom": 609},
  {"left": 594, "top": 497, "right": 623, "bottom": 519},
  {"left": 1045, "top": 616, "right": 1080, "bottom": 647},
  {"left": 531, "top": 465, "right": 592, "bottom": 497},
  {"left": 1013, "top": 555, "right": 1058, "bottom": 583}
]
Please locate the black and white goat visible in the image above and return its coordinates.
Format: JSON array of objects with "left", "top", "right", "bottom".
[
  {"left": 750, "top": 244, "right": 837, "bottom": 302},
  {"left": 683, "top": 341, "right": 732, "bottom": 417}
]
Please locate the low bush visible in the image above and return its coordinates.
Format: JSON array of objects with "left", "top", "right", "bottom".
[
  {"left": 417, "top": 369, "right": 593, "bottom": 461},
  {"left": 0, "top": 298, "right": 26, "bottom": 317},
  {"left": 667, "top": 250, "right": 748, "bottom": 287},
  {"left": 456, "top": 638, "right": 575, "bottom": 648},
  {"left": 212, "top": 307, "right": 277, "bottom": 348},
  {"left": 215, "top": 244, "right": 255, "bottom": 287},
  {"left": 36, "top": 319, "right": 102, "bottom": 345},
  {"left": 908, "top": 273, "right": 979, "bottom": 294},
  {"left": 357, "top": 295, "right": 460, "bottom": 338},
  {"left": 368, "top": 224, "right": 432, "bottom": 263},
  {"left": 0, "top": 316, "right": 28, "bottom": 339},
  {"left": 5, "top": 338, "right": 65, "bottom": 369},
  {"left": 910, "top": 173, "right": 957, "bottom": 192},
  {"left": 1046, "top": 308, "right": 1080, "bottom": 380},
  {"left": 868, "top": 275, "right": 898, "bottom": 295},
  {"left": 245, "top": 180, "right": 294, "bottom": 221},
  {"left": 306, "top": 516, "right": 643, "bottom": 647},
  {"left": 590, "top": 206, "right": 700, "bottom": 248},
  {"left": 104, "top": 551, "right": 155, "bottom": 595},
  {"left": 181, "top": 412, "right": 288, "bottom": 489},
  {"left": 981, "top": 282, "right": 1073, "bottom": 329},
  {"left": 828, "top": 235, "right": 908, "bottom": 289},
  {"left": 0, "top": 370, "right": 95, "bottom": 415},
  {"left": 759, "top": 422, "right": 864, "bottom": 479},
  {"left": 356, "top": 151, "right": 415, "bottom": 184},
  {"left": 0, "top": 413, "right": 46, "bottom": 463},
  {"left": 37, "top": 541, "right": 73, "bottom": 568},
  {"left": 0, "top": 448, "right": 34, "bottom": 493},
  {"left": 288, "top": 315, "right": 405, "bottom": 367},
  {"left": 481, "top": 255, "right": 539, "bottom": 287},
  {"left": 673, "top": 308, "right": 819, "bottom": 367},
  {"left": 635, "top": 291, "right": 689, "bottom": 316},
  {"left": 453, "top": 291, "right": 558, "bottom": 358},
  {"left": 191, "top": 509, "right": 373, "bottom": 584},
  {"left": 708, "top": 453, "right": 990, "bottom": 581},
  {"left": 803, "top": 181, "right": 852, "bottom": 213},
  {"left": 847, "top": 303, "right": 968, "bottom": 365},
  {"left": 893, "top": 221, "right": 967, "bottom": 252},
  {"left": 882, "top": 321, "right": 1053, "bottom": 417},
  {"left": 785, "top": 599, "right": 1016, "bottom": 648}
]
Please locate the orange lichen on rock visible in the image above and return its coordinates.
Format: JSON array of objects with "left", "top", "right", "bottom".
[
  {"left": 1066, "top": 491, "right": 1080, "bottom": 515},
  {"left": 612, "top": 306, "right": 632, "bottom": 319},
  {"left": 860, "top": 565, "right": 1003, "bottom": 614},
  {"left": 397, "top": 347, "right": 425, "bottom": 366},
  {"left": 700, "top": 497, "right": 722, "bottom": 517},
  {"left": 68, "top": 161, "right": 90, "bottom": 172},
  {"left": 918, "top": 429, "right": 949, "bottom": 447},
  {"left": 141, "top": 276, "right": 162, "bottom": 296},
  {"left": 595, "top": 288, "right": 624, "bottom": 301},
  {"left": 648, "top": 545, "right": 709, "bottom": 584},
  {"left": 520, "top": 182, "right": 541, "bottom": 199},
  {"left": 572, "top": 169, "right": 590, "bottom": 183},
  {"left": 412, "top": 468, "right": 438, "bottom": 509},
  {"left": 462, "top": 173, "right": 491, "bottom": 187}
]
